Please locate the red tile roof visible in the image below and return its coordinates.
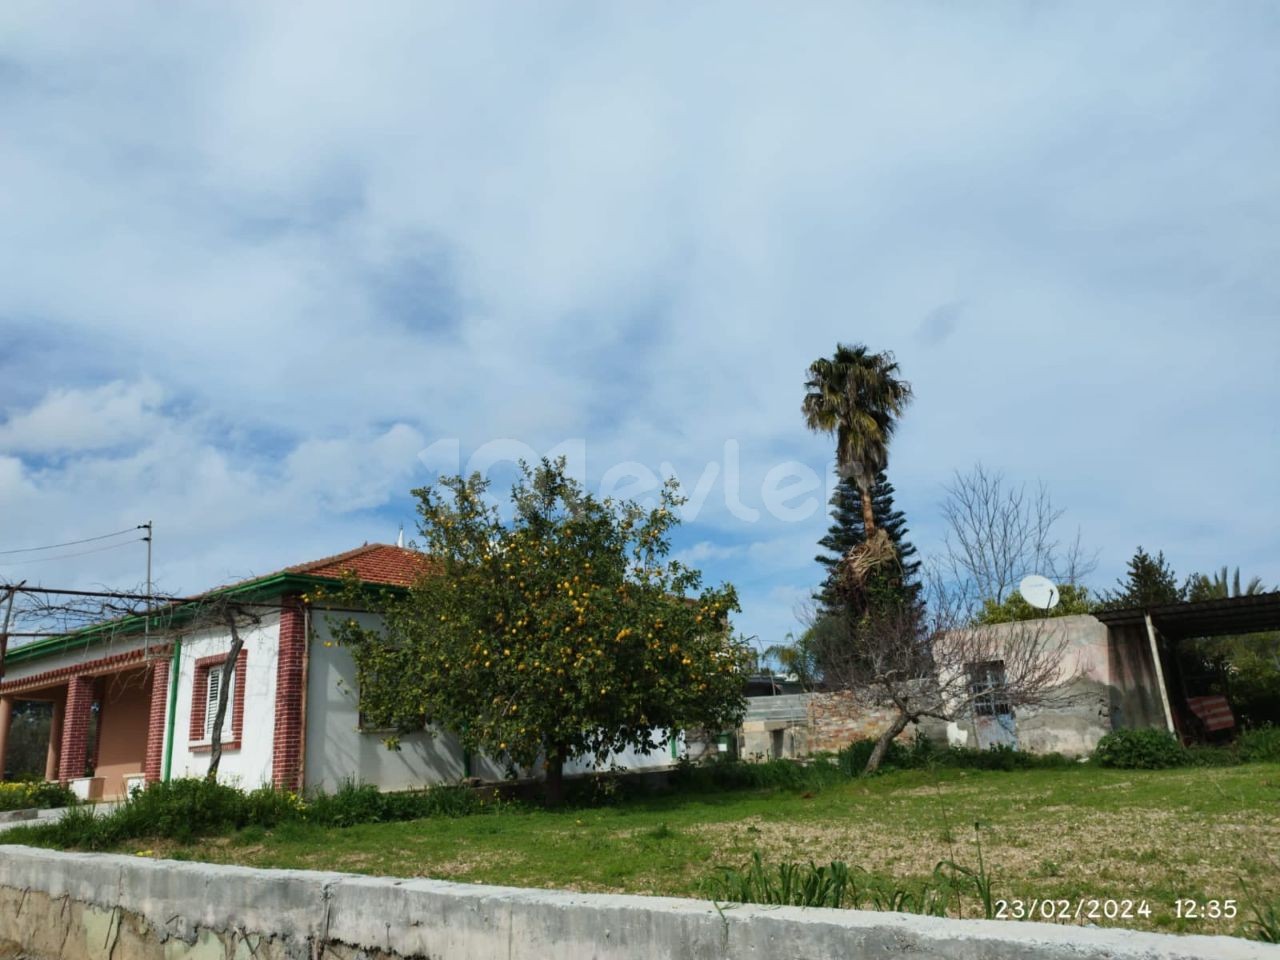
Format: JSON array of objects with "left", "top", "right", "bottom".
[{"left": 285, "top": 543, "right": 435, "bottom": 587}]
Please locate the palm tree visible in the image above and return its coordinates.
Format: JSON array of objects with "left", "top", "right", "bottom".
[
  {"left": 802, "top": 343, "right": 913, "bottom": 535},
  {"left": 1186, "top": 566, "right": 1268, "bottom": 602}
]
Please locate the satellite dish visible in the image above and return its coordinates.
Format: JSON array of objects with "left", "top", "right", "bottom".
[{"left": 1018, "top": 574, "right": 1060, "bottom": 610}]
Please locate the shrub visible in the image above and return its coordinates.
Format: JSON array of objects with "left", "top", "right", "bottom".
[
  {"left": 836, "top": 735, "right": 1075, "bottom": 775},
  {"left": 108, "top": 778, "right": 249, "bottom": 843},
  {"left": 6, "top": 777, "right": 493, "bottom": 850},
  {"left": 1239, "top": 725, "right": 1280, "bottom": 764},
  {"left": 1185, "top": 744, "right": 1242, "bottom": 767},
  {"left": 304, "top": 780, "right": 486, "bottom": 825},
  {"left": 672, "top": 756, "right": 846, "bottom": 793},
  {"left": 836, "top": 738, "right": 908, "bottom": 775},
  {"left": 243, "top": 785, "right": 306, "bottom": 827},
  {"left": 305, "top": 780, "right": 388, "bottom": 827},
  {"left": 0, "top": 779, "right": 76, "bottom": 811},
  {"left": 1092, "top": 728, "right": 1186, "bottom": 769}
]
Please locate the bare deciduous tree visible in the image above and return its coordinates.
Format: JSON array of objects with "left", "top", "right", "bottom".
[
  {"left": 811, "top": 588, "right": 1082, "bottom": 774},
  {"left": 938, "top": 464, "right": 1097, "bottom": 606},
  {"left": 204, "top": 603, "right": 261, "bottom": 781}
]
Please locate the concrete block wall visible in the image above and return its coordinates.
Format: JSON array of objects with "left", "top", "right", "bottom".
[{"left": 0, "top": 845, "right": 1271, "bottom": 960}]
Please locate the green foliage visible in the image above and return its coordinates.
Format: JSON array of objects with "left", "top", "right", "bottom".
[
  {"left": 0, "top": 778, "right": 76, "bottom": 811},
  {"left": 1099, "top": 547, "right": 1184, "bottom": 610},
  {"left": 837, "top": 735, "right": 1074, "bottom": 774},
  {"left": 305, "top": 779, "right": 483, "bottom": 826},
  {"left": 1092, "top": 728, "right": 1187, "bottom": 769},
  {"left": 976, "top": 584, "right": 1094, "bottom": 625},
  {"left": 1176, "top": 566, "right": 1279, "bottom": 728},
  {"left": 671, "top": 755, "right": 847, "bottom": 793},
  {"left": 1239, "top": 726, "right": 1280, "bottom": 764},
  {"left": 1245, "top": 896, "right": 1280, "bottom": 943},
  {"left": 814, "top": 472, "right": 921, "bottom": 615},
  {"left": 1185, "top": 566, "right": 1268, "bottom": 602},
  {"left": 2, "top": 701, "right": 54, "bottom": 780},
  {"left": 801, "top": 343, "right": 913, "bottom": 483},
  {"left": 333, "top": 458, "right": 752, "bottom": 792},
  {"left": 760, "top": 632, "right": 818, "bottom": 687},
  {"left": 1178, "top": 633, "right": 1280, "bottom": 729},
  {"left": 836, "top": 737, "right": 908, "bottom": 775},
  {"left": 10, "top": 778, "right": 483, "bottom": 849},
  {"left": 705, "top": 827, "right": 998, "bottom": 918}
]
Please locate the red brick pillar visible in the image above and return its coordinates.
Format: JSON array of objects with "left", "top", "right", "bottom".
[
  {"left": 143, "top": 660, "right": 170, "bottom": 783},
  {"left": 58, "top": 675, "right": 94, "bottom": 782},
  {"left": 0, "top": 696, "right": 12, "bottom": 781},
  {"left": 272, "top": 597, "right": 306, "bottom": 791}
]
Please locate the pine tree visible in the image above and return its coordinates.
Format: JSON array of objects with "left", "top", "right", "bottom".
[
  {"left": 1101, "top": 546, "right": 1184, "bottom": 609},
  {"left": 814, "top": 471, "right": 920, "bottom": 613}
]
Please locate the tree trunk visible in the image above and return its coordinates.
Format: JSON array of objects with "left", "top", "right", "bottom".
[
  {"left": 207, "top": 613, "right": 245, "bottom": 782},
  {"left": 857, "top": 477, "right": 877, "bottom": 535},
  {"left": 544, "top": 750, "right": 565, "bottom": 807},
  {"left": 863, "top": 711, "right": 911, "bottom": 775}
]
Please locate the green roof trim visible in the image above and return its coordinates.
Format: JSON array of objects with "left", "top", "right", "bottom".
[{"left": 5, "top": 572, "right": 407, "bottom": 667}]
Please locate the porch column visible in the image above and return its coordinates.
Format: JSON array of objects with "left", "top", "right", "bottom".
[
  {"left": 272, "top": 597, "right": 307, "bottom": 791},
  {"left": 57, "top": 675, "right": 94, "bottom": 782},
  {"left": 0, "top": 696, "right": 12, "bottom": 781},
  {"left": 143, "top": 660, "right": 169, "bottom": 783},
  {"left": 44, "top": 697, "right": 63, "bottom": 781}
]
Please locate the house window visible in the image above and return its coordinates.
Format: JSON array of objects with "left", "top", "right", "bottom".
[
  {"left": 355, "top": 674, "right": 426, "bottom": 734},
  {"left": 204, "top": 667, "right": 235, "bottom": 740},
  {"left": 189, "top": 650, "right": 248, "bottom": 751},
  {"left": 967, "top": 660, "right": 1012, "bottom": 717}
]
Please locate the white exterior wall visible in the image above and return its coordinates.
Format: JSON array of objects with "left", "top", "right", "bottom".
[
  {"left": 304, "top": 612, "right": 511, "bottom": 793},
  {"left": 305, "top": 611, "right": 681, "bottom": 793},
  {"left": 168, "top": 611, "right": 281, "bottom": 788}
]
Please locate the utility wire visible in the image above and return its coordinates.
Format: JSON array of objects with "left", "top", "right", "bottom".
[
  {"left": 0, "top": 525, "right": 142, "bottom": 556},
  {"left": 0, "top": 537, "right": 145, "bottom": 566}
]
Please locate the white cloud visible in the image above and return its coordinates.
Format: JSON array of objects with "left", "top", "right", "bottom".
[
  {"left": 1, "top": 3, "right": 1277, "bottom": 643},
  {"left": 0, "top": 380, "right": 165, "bottom": 454}
]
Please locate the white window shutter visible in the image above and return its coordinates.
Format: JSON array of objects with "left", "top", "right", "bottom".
[{"left": 205, "top": 670, "right": 221, "bottom": 739}]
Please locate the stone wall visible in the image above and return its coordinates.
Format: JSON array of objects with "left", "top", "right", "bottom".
[
  {"left": 738, "top": 691, "right": 943, "bottom": 758},
  {"left": 0, "top": 845, "right": 1269, "bottom": 960},
  {"left": 807, "top": 691, "right": 908, "bottom": 752}
]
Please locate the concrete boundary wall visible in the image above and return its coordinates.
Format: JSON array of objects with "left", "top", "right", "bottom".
[{"left": 1, "top": 845, "right": 1275, "bottom": 960}]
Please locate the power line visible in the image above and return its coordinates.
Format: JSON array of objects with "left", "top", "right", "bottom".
[
  {"left": 0, "top": 525, "right": 143, "bottom": 556},
  {"left": 1, "top": 583, "right": 371, "bottom": 613},
  {"left": 0, "top": 537, "right": 145, "bottom": 567}
]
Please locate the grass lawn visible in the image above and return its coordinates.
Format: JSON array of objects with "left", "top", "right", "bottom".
[{"left": 77, "top": 764, "right": 1280, "bottom": 937}]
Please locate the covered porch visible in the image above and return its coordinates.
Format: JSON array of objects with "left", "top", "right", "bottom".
[
  {"left": 1096, "top": 591, "right": 1280, "bottom": 742},
  {"left": 0, "top": 648, "right": 171, "bottom": 801}
]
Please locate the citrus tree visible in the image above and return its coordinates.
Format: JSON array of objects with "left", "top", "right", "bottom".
[{"left": 332, "top": 458, "right": 751, "bottom": 802}]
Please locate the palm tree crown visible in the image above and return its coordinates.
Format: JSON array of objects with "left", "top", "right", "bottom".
[{"left": 802, "top": 343, "right": 913, "bottom": 533}]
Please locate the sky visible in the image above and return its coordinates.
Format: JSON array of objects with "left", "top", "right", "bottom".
[{"left": 2, "top": 2, "right": 1278, "bottom": 652}]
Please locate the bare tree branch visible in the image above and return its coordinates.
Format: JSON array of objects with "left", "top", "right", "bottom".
[
  {"left": 938, "top": 464, "right": 1098, "bottom": 606},
  {"left": 813, "top": 580, "right": 1085, "bottom": 773}
]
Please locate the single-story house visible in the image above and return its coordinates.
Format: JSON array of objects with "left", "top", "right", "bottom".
[
  {"left": 738, "top": 593, "right": 1280, "bottom": 759},
  {"left": 0, "top": 544, "right": 684, "bottom": 801}
]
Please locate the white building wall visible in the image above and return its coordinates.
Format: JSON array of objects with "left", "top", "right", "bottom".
[
  {"left": 305, "top": 611, "right": 680, "bottom": 793},
  {"left": 304, "top": 612, "right": 512, "bottom": 793},
  {"left": 168, "top": 612, "right": 281, "bottom": 788}
]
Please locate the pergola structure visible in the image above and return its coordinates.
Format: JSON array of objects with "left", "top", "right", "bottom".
[{"left": 1095, "top": 591, "right": 1280, "bottom": 739}]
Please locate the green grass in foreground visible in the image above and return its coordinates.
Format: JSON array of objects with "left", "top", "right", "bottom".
[{"left": 8, "top": 764, "right": 1280, "bottom": 938}]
